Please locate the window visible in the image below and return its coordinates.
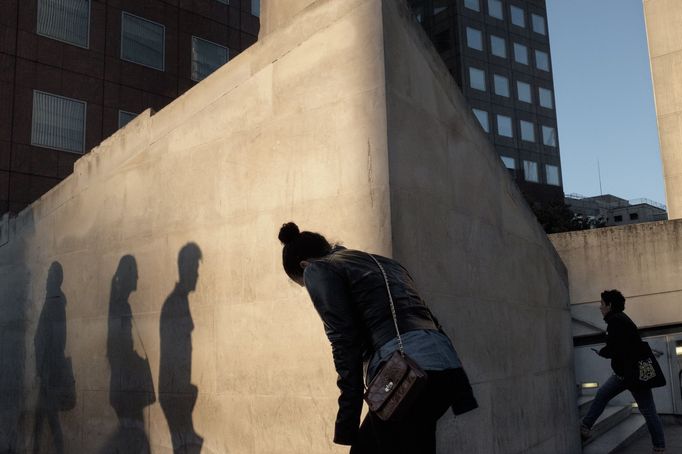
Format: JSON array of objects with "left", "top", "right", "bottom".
[
  {"left": 539, "top": 87, "right": 554, "bottom": 109},
  {"left": 118, "top": 110, "right": 137, "bottom": 128},
  {"left": 466, "top": 27, "right": 483, "bottom": 51},
  {"left": 520, "top": 120, "right": 535, "bottom": 142},
  {"left": 545, "top": 165, "right": 560, "bottom": 186},
  {"left": 630, "top": 213, "right": 639, "bottom": 220},
  {"left": 542, "top": 126, "right": 557, "bottom": 146},
  {"left": 31, "top": 90, "right": 86, "bottom": 153},
  {"left": 465, "top": 0, "right": 480, "bottom": 12},
  {"left": 191, "top": 36, "right": 229, "bottom": 81},
  {"left": 532, "top": 13, "right": 546, "bottom": 35},
  {"left": 434, "top": 0, "right": 448, "bottom": 15},
  {"left": 614, "top": 215, "right": 623, "bottom": 223},
  {"left": 251, "top": 0, "right": 260, "bottom": 17},
  {"left": 488, "top": 0, "right": 503, "bottom": 19},
  {"left": 121, "top": 12, "right": 165, "bottom": 71},
  {"left": 490, "top": 35, "right": 506, "bottom": 58},
  {"left": 494, "top": 74, "right": 509, "bottom": 97},
  {"left": 501, "top": 156, "right": 516, "bottom": 169},
  {"left": 523, "top": 160, "right": 539, "bottom": 182},
  {"left": 37, "top": 0, "right": 90, "bottom": 48},
  {"left": 517, "top": 81, "right": 531, "bottom": 103},
  {"left": 510, "top": 5, "right": 525, "bottom": 27},
  {"left": 496, "top": 114, "right": 513, "bottom": 137},
  {"left": 472, "top": 109, "right": 489, "bottom": 132},
  {"left": 513, "top": 43, "right": 529, "bottom": 65},
  {"left": 469, "top": 67, "right": 486, "bottom": 91},
  {"left": 535, "top": 50, "right": 550, "bottom": 71}
]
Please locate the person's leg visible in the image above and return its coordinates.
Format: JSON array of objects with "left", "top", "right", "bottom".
[
  {"left": 582, "top": 375, "right": 627, "bottom": 429},
  {"left": 46, "top": 408, "right": 64, "bottom": 454},
  {"left": 351, "top": 370, "right": 456, "bottom": 454},
  {"left": 409, "top": 369, "right": 458, "bottom": 453},
  {"left": 32, "top": 386, "right": 47, "bottom": 454},
  {"left": 350, "top": 413, "right": 379, "bottom": 454},
  {"left": 630, "top": 387, "right": 665, "bottom": 450}
]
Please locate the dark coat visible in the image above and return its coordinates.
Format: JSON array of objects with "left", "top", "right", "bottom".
[
  {"left": 303, "top": 247, "right": 476, "bottom": 445},
  {"left": 598, "top": 311, "right": 642, "bottom": 377}
]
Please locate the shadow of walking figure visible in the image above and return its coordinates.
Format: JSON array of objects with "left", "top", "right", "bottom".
[
  {"left": 32, "top": 262, "right": 75, "bottom": 454},
  {"left": 159, "top": 243, "right": 204, "bottom": 453},
  {"left": 101, "top": 255, "right": 155, "bottom": 454}
]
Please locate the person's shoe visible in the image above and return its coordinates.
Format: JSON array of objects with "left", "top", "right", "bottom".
[
  {"left": 580, "top": 424, "right": 591, "bottom": 442},
  {"left": 652, "top": 448, "right": 665, "bottom": 453}
]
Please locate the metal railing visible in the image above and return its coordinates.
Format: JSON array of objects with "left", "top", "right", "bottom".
[{"left": 565, "top": 193, "right": 667, "bottom": 211}]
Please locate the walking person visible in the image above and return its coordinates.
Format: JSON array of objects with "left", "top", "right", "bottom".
[
  {"left": 580, "top": 290, "right": 666, "bottom": 453},
  {"left": 33, "top": 262, "right": 74, "bottom": 454},
  {"left": 277, "top": 222, "right": 477, "bottom": 453}
]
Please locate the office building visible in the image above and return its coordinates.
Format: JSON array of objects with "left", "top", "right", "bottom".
[
  {"left": 566, "top": 193, "right": 667, "bottom": 227},
  {"left": 407, "top": 0, "right": 563, "bottom": 207},
  {"left": 1, "top": 0, "right": 260, "bottom": 214}
]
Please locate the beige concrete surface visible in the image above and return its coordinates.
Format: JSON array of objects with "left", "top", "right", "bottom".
[
  {"left": 550, "top": 219, "right": 682, "bottom": 333},
  {"left": 644, "top": 0, "right": 682, "bottom": 219},
  {"left": 0, "top": 1, "right": 579, "bottom": 453}
]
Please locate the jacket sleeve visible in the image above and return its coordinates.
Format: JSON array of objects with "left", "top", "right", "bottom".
[
  {"left": 304, "top": 261, "right": 364, "bottom": 446},
  {"left": 599, "top": 317, "right": 626, "bottom": 359}
]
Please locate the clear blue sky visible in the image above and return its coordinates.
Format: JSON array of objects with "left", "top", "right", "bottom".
[{"left": 546, "top": 0, "right": 666, "bottom": 204}]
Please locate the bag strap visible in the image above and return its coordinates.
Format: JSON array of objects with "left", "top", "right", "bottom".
[{"left": 367, "top": 253, "right": 405, "bottom": 357}]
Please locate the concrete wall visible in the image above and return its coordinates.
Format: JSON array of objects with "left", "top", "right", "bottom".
[
  {"left": 0, "top": 1, "right": 579, "bottom": 452},
  {"left": 644, "top": 0, "right": 682, "bottom": 219},
  {"left": 381, "top": 3, "right": 579, "bottom": 453},
  {"left": 550, "top": 220, "right": 682, "bottom": 335}
]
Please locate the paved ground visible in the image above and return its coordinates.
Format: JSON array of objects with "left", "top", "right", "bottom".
[{"left": 613, "top": 420, "right": 682, "bottom": 453}]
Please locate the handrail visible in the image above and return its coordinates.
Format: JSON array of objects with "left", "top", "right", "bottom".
[{"left": 572, "top": 317, "right": 605, "bottom": 333}]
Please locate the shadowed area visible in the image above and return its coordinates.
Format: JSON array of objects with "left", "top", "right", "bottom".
[
  {"left": 32, "top": 261, "right": 74, "bottom": 454},
  {"left": 159, "top": 243, "right": 204, "bottom": 453},
  {"left": 100, "top": 255, "right": 155, "bottom": 454}
]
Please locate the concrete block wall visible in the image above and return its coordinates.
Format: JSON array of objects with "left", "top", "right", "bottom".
[
  {"left": 381, "top": 2, "right": 578, "bottom": 452},
  {"left": 644, "top": 0, "right": 682, "bottom": 219},
  {"left": 550, "top": 219, "right": 682, "bottom": 332},
  {"left": 0, "top": 0, "right": 580, "bottom": 452}
]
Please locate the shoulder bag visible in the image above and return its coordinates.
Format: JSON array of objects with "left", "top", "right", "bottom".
[
  {"left": 363, "top": 254, "right": 428, "bottom": 421},
  {"left": 625, "top": 341, "right": 666, "bottom": 389}
]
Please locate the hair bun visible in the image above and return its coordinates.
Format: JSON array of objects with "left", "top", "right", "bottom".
[{"left": 278, "top": 222, "right": 301, "bottom": 245}]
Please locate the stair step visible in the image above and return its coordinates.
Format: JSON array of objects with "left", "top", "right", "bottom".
[
  {"left": 583, "top": 405, "right": 633, "bottom": 445},
  {"left": 583, "top": 414, "right": 647, "bottom": 454},
  {"left": 578, "top": 395, "right": 595, "bottom": 417}
]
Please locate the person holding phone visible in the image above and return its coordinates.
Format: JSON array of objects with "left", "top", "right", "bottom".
[{"left": 580, "top": 290, "right": 665, "bottom": 453}]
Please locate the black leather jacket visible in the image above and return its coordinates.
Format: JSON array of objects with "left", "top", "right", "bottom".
[{"left": 303, "top": 247, "right": 440, "bottom": 445}]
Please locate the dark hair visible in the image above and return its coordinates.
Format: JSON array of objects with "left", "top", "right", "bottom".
[
  {"left": 601, "top": 289, "right": 625, "bottom": 312},
  {"left": 278, "top": 222, "right": 332, "bottom": 281}
]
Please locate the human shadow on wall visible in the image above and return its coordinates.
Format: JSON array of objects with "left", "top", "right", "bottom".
[
  {"left": 0, "top": 209, "right": 34, "bottom": 453},
  {"left": 100, "top": 255, "right": 155, "bottom": 454},
  {"left": 32, "top": 262, "right": 75, "bottom": 454},
  {"left": 159, "top": 243, "right": 204, "bottom": 453}
]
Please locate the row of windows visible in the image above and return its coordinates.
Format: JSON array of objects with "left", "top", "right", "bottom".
[
  {"left": 464, "top": 0, "right": 547, "bottom": 35},
  {"left": 32, "top": 91, "right": 152, "bottom": 154},
  {"left": 465, "top": 28, "right": 550, "bottom": 71},
  {"left": 36, "top": 0, "right": 257, "bottom": 72},
  {"left": 613, "top": 213, "right": 639, "bottom": 223},
  {"left": 472, "top": 108, "right": 557, "bottom": 147},
  {"left": 40, "top": 7, "right": 230, "bottom": 80},
  {"left": 499, "top": 157, "right": 560, "bottom": 186},
  {"left": 468, "top": 67, "right": 554, "bottom": 109}
]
